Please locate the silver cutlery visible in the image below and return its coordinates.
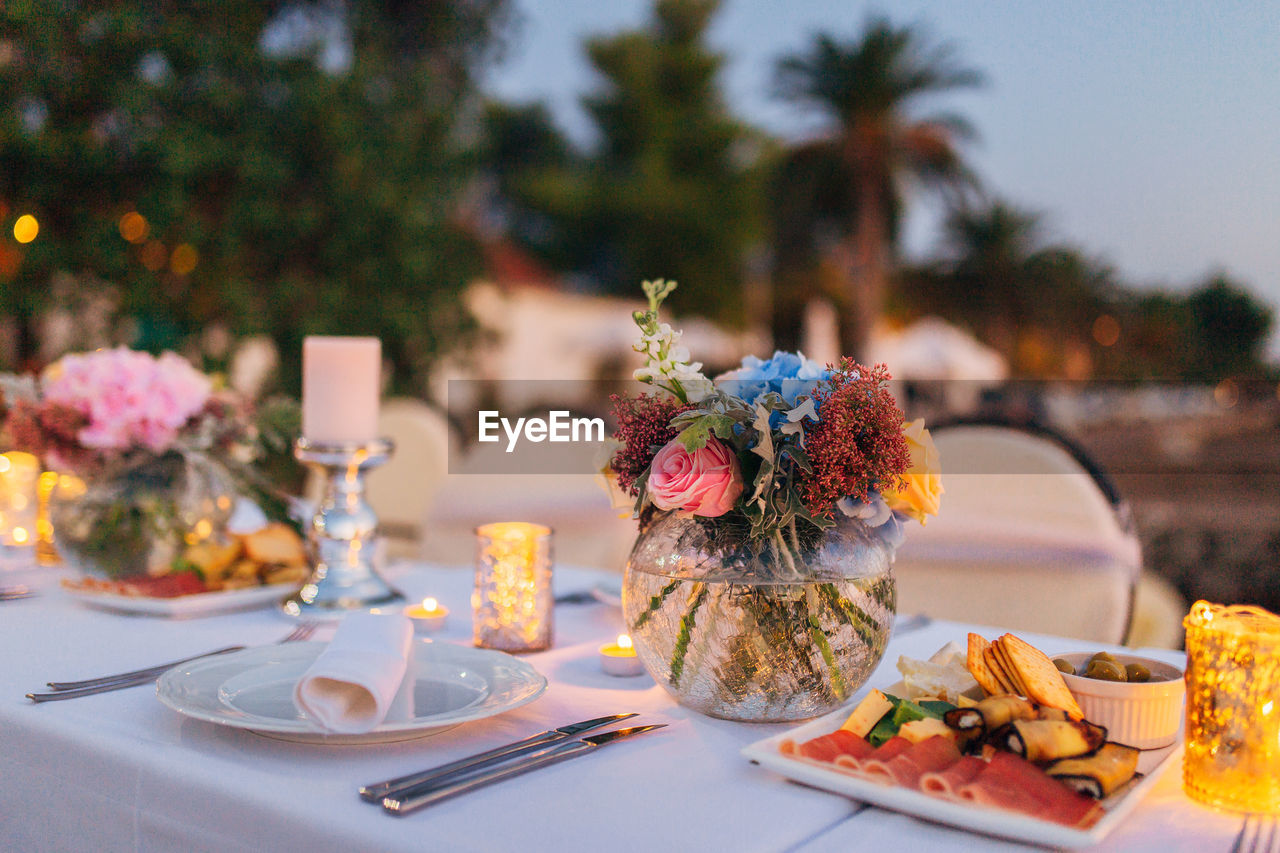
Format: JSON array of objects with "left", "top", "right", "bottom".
[
  {"left": 26, "top": 622, "right": 317, "bottom": 702},
  {"left": 1231, "top": 815, "right": 1279, "bottom": 853},
  {"left": 0, "top": 584, "right": 33, "bottom": 601},
  {"left": 553, "top": 590, "right": 598, "bottom": 605},
  {"left": 382, "top": 724, "right": 667, "bottom": 816},
  {"left": 893, "top": 613, "right": 933, "bottom": 636},
  {"left": 359, "top": 712, "right": 639, "bottom": 803}
]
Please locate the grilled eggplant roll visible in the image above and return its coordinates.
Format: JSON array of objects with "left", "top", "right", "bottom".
[
  {"left": 1002, "top": 719, "right": 1107, "bottom": 763},
  {"left": 1046, "top": 742, "right": 1140, "bottom": 798},
  {"left": 943, "top": 695, "right": 1037, "bottom": 734}
]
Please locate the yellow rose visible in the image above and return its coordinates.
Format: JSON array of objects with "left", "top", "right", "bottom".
[{"left": 883, "top": 418, "right": 943, "bottom": 525}]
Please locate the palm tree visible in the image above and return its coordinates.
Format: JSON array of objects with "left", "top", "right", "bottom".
[{"left": 774, "top": 18, "right": 982, "bottom": 359}]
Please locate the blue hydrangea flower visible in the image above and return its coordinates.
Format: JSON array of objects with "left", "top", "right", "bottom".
[{"left": 716, "top": 351, "right": 830, "bottom": 407}]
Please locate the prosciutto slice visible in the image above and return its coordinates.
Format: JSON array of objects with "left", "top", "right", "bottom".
[
  {"left": 860, "top": 736, "right": 962, "bottom": 787},
  {"left": 839, "top": 735, "right": 917, "bottom": 778},
  {"left": 920, "top": 755, "right": 986, "bottom": 799},
  {"left": 781, "top": 729, "right": 875, "bottom": 764},
  {"left": 958, "top": 751, "right": 1104, "bottom": 828}
]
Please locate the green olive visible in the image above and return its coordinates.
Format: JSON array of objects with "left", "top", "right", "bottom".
[
  {"left": 1089, "top": 651, "right": 1118, "bottom": 665},
  {"left": 1125, "top": 663, "right": 1152, "bottom": 683},
  {"left": 1052, "top": 658, "right": 1076, "bottom": 675},
  {"left": 1084, "top": 660, "right": 1127, "bottom": 681}
]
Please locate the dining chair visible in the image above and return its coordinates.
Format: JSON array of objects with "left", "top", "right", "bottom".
[
  {"left": 365, "top": 398, "right": 458, "bottom": 560},
  {"left": 892, "top": 417, "right": 1143, "bottom": 645}
]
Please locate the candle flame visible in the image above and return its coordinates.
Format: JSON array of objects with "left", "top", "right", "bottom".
[
  {"left": 617, "top": 633, "right": 632, "bottom": 650},
  {"left": 422, "top": 597, "right": 438, "bottom": 612}
]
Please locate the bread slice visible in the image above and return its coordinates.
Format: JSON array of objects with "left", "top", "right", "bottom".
[
  {"left": 967, "top": 633, "right": 1005, "bottom": 695},
  {"left": 1000, "top": 633, "right": 1085, "bottom": 720},
  {"left": 242, "top": 523, "right": 307, "bottom": 566}
]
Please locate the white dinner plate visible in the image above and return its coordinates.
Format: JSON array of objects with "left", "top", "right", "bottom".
[
  {"left": 742, "top": 695, "right": 1182, "bottom": 849},
  {"left": 157, "top": 639, "right": 548, "bottom": 744},
  {"left": 62, "top": 582, "right": 296, "bottom": 618}
]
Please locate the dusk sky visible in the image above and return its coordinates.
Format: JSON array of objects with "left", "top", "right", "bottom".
[{"left": 484, "top": 1, "right": 1280, "bottom": 357}]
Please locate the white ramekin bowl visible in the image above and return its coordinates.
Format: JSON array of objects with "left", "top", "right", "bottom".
[{"left": 1057, "top": 652, "right": 1185, "bottom": 749}]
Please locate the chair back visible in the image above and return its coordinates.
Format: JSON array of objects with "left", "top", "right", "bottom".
[
  {"left": 893, "top": 418, "right": 1140, "bottom": 644},
  {"left": 365, "top": 398, "right": 456, "bottom": 556}
]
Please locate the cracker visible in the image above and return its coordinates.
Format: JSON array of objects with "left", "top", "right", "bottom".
[
  {"left": 1000, "top": 633, "right": 1085, "bottom": 720},
  {"left": 993, "top": 638, "right": 1031, "bottom": 697},
  {"left": 982, "top": 645, "right": 1016, "bottom": 694},
  {"left": 967, "top": 633, "right": 1005, "bottom": 696}
]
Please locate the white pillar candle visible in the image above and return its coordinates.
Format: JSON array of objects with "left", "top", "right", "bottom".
[{"left": 302, "top": 336, "right": 381, "bottom": 444}]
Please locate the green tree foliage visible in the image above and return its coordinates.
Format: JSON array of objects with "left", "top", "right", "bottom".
[
  {"left": 904, "top": 201, "right": 1274, "bottom": 379},
  {"left": 1095, "top": 275, "right": 1274, "bottom": 380},
  {"left": 773, "top": 17, "right": 981, "bottom": 358},
  {"left": 1185, "top": 275, "right": 1273, "bottom": 379},
  {"left": 0, "top": 0, "right": 511, "bottom": 391},
  {"left": 903, "top": 201, "right": 1111, "bottom": 375},
  {"left": 486, "top": 0, "right": 765, "bottom": 325}
]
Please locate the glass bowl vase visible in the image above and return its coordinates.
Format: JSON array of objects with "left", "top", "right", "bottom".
[
  {"left": 622, "top": 511, "right": 898, "bottom": 723},
  {"left": 49, "top": 449, "right": 237, "bottom": 581}
]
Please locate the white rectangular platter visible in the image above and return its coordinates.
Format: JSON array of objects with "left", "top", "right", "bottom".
[
  {"left": 742, "top": 701, "right": 1181, "bottom": 849},
  {"left": 62, "top": 582, "right": 293, "bottom": 618}
]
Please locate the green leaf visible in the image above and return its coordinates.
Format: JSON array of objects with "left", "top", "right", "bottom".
[{"left": 674, "top": 413, "right": 736, "bottom": 452}]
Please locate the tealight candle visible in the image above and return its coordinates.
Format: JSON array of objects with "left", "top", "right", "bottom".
[
  {"left": 599, "top": 634, "right": 644, "bottom": 677},
  {"left": 405, "top": 597, "right": 449, "bottom": 633}
]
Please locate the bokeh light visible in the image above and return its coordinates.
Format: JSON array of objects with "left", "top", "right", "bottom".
[
  {"left": 118, "top": 211, "right": 149, "bottom": 243},
  {"left": 140, "top": 240, "right": 168, "bottom": 272},
  {"left": 1092, "top": 314, "right": 1121, "bottom": 347},
  {"left": 170, "top": 243, "right": 198, "bottom": 275},
  {"left": 1214, "top": 378, "right": 1239, "bottom": 409},
  {"left": 13, "top": 214, "right": 38, "bottom": 243}
]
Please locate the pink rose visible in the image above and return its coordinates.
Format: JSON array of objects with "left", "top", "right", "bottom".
[{"left": 647, "top": 437, "right": 744, "bottom": 518}]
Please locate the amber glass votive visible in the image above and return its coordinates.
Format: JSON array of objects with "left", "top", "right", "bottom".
[
  {"left": 473, "top": 523, "right": 553, "bottom": 653},
  {"left": 0, "top": 452, "right": 39, "bottom": 565},
  {"left": 1183, "top": 600, "right": 1280, "bottom": 814}
]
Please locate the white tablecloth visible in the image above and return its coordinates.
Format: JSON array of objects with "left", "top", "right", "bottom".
[{"left": 0, "top": 563, "right": 1244, "bottom": 853}]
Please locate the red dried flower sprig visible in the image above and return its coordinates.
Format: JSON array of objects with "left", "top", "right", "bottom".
[
  {"left": 609, "top": 393, "right": 693, "bottom": 495},
  {"left": 801, "top": 359, "right": 910, "bottom": 518},
  {"left": 3, "top": 399, "right": 96, "bottom": 472}
]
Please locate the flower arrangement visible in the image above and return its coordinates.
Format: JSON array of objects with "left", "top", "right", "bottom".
[
  {"left": 0, "top": 347, "right": 302, "bottom": 580},
  {"left": 610, "top": 279, "right": 941, "bottom": 550},
  {"left": 1, "top": 347, "right": 298, "bottom": 479},
  {"left": 610, "top": 280, "right": 943, "bottom": 721}
]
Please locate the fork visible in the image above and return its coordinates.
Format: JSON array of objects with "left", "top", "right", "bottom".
[
  {"left": 0, "top": 584, "right": 33, "bottom": 601},
  {"left": 26, "top": 623, "right": 317, "bottom": 702},
  {"left": 1231, "top": 815, "right": 1279, "bottom": 853}
]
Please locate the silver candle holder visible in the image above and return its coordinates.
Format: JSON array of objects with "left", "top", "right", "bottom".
[{"left": 281, "top": 437, "right": 404, "bottom": 619}]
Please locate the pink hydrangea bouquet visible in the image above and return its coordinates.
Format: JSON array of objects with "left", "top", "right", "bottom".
[
  {"left": 2, "top": 347, "right": 229, "bottom": 475},
  {"left": 0, "top": 347, "right": 301, "bottom": 580}
]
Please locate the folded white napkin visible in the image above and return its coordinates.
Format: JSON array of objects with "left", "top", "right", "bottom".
[{"left": 293, "top": 612, "right": 415, "bottom": 734}]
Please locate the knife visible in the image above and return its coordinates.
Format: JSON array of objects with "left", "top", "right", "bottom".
[
  {"left": 382, "top": 724, "right": 666, "bottom": 816},
  {"left": 358, "top": 712, "right": 638, "bottom": 803}
]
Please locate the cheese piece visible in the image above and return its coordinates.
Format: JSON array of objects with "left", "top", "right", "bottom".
[
  {"left": 897, "top": 717, "right": 956, "bottom": 744},
  {"left": 841, "top": 689, "right": 893, "bottom": 738}
]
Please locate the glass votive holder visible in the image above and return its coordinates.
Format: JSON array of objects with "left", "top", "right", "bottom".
[
  {"left": 0, "top": 452, "right": 40, "bottom": 569},
  {"left": 472, "top": 522, "right": 553, "bottom": 653},
  {"left": 1183, "top": 600, "right": 1280, "bottom": 814}
]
